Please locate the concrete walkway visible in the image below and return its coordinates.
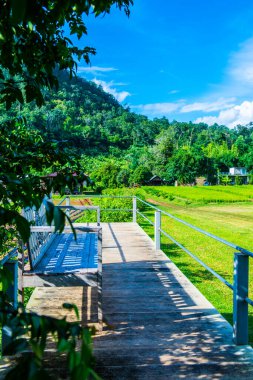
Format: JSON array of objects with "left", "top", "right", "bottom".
[{"left": 26, "top": 222, "right": 253, "bottom": 379}]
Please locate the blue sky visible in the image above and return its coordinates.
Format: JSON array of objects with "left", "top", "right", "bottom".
[{"left": 74, "top": 0, "right": 253, "bottom": 127}]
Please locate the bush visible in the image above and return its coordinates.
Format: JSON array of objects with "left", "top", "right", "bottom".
[
  {"left": 75, "top": 188, "right": 145, "bottom": 223},
  {"left": 235, "top": 176, "right": 243, "bottom": 185}
]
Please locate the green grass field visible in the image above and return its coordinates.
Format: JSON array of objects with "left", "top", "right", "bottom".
[
  {"left": 51, "top": 186, "right": 253, "bottom": 344},
  {"left": 2, "top": 186, "right": 253, "bottom": 352},
  {"left": 135, "top": 186, "right": 253, "bottom": 343},
  {"left": 143, "top": 185, "right": 253, "bottom": 204}
]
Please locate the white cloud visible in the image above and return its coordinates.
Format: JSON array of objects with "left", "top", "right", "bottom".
[
  {"left": 195, "top": 100, "right": 253, "bottom": 128},
  {"left": 180, "top": 97, "right": 236, "bottom": 113},
  {"left": 133, "top": 102, "right": 182, "bottom": 115},
  {"left": 227, "top": 37, "right": 253, "bottom": 86},
  {"left": 92, "top": 79, "right": 130, "bottom": 102},
  {"left": 207, "top": 37, "right": 253, "bottom": 99},
  {"left": 175, "top": 38, "right": 253, "bottom": 126},
  {"left": 78, "top": 66, "right": 118, "bottom": 74},
  {"left": 169, "top": 89, "right": 179, "bottom": 95},
  {"left": 112, "top": 82, "right": 128, "bottom": 86}
]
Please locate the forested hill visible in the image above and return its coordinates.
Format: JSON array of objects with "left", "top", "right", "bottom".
[
  {"left": 14, "top": 71, "right": 169, "bottom": 155},
  {"left": 3, "top": 71, "right": 253, "bottom": 187}
]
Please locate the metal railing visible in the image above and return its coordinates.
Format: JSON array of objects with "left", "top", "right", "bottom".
[
  {"left": 61, "top": 194, "right": 253, "bottom": 345},
  {"left": 133, "top": 196, "right": 253, "bottom": 346},
  {"left": 1, "top": 194, "right": 253, "bottom": 346},
  {"left": 58, "top": 195, "right": 134, "bottom": 225}
]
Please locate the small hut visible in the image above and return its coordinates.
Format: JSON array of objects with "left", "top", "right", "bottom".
[
  {"left": 42, "top": 171, "right": 90, "bottom": 194},
  {"left": 147, "top": 175, "right": 165, "bottom": 186}
]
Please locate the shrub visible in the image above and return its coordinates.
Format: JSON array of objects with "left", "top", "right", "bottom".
[{"left": 235, "top": 176, "right": 243, "bottom": 185}]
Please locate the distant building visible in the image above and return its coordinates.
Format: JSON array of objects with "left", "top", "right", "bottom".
[
  {"left": 196, "top": 177, "right": 208, "bottom": 186},
  {"left": 147, "top": 175, "right": 165, "bottom": 186},
  {"left": 229, "top": 167, "right": 247, "bottom": 176},
  {"left": 42, "top": 172, "right": 90, "bottom": 193},
  {"left": 219, "top": 167, "right": 249, "bottom": 185}
]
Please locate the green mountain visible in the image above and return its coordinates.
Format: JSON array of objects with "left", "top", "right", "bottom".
[{"left": 2, "top": 71, "right": 253, "bottom": 187}]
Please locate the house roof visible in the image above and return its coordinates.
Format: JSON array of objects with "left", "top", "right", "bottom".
[
  {"left": 44, "top": 172, "right": 88, "bottom": 178},
  {"left": 149, "top": 175, "right": 162, "bottom": 181}
]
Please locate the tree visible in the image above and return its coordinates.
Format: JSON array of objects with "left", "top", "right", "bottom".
[
  {"left": 169, "top": 146, "right": 198, "bottom": 185},
  {"left": 0, "top": 0, "right": 133, "bottom": 108},
  {"left": 220, "top": 175, "right": 231, "bottom": 186},
  {"left": 0, "top": 0, "right": 134, "bottom": 246},
  {"left": 203, "top": 141, "right": 238, "bottom": 172},
  {"left": 0, "top": 1, "right": 133, "bottom": 378},
  {"left": 130, "top": 166, "right": 152, "bottom": 185}
]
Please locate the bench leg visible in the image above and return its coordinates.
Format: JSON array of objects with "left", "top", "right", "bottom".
[
  {"left": 18, "top": 247, "right": 24, "bottom": 303},
  {"left": 97, "top": 272, "right": 103, "bottom": 331},
  {"left": 2, "top": 260, "right": 18, "bottom": 354}
]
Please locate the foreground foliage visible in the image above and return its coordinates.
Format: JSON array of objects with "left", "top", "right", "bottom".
[
  {"left": 0, "top": 0, "right": 132, "bottom": 107},
  {"left": 0, "top": 1, "right": 133, "bottom": 378},
  {"left": 0, "top": 267, "right": 99, "bottom": 379}
]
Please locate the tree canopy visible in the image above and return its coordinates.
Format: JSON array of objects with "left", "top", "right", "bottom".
[
  {"left": 0, "top": 2, "right": 134, "bottom": 379},
  {"left": 0, "top": 0, "right": 134, "bottom": 247},
  {"left": 0, "top": 0, "right": 133, "bottom": 107}
]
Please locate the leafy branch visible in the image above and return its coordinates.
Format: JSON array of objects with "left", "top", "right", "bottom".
[{"left": 0, "top": 268, "right": 100, "bottom": 380}]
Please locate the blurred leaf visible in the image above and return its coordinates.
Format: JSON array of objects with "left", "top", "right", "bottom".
[
  {"left": 53, "top": 206, "right": 65, "bottom": 233},
  {"left": 10, "top": 0, "right": 27, "bottom": 24},
  {"left": 0, "top": 207, "right": 30, "bottom": 241},
  {"left": 63, "top": 303, "right": 80, "bottom": 320}
]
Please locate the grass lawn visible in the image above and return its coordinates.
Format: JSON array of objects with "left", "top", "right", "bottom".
[
  {"left": 64, "top": 187, "right": 253, "bottom": 343},
  {"left": 46, "top": 187, "right": 253, "bottom": 344},
  {"left": 136, "top": 190, "right": 253, "bottom": 344},
  {"left": 143, "top": 185, "right": 253, "bottom": 204}
]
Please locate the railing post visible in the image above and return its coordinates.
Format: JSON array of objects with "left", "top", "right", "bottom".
[
  {"left": 133, "top": 196, "right": 137, "bottom": 223},
  {"left": 18, "top": 241, "right": 24, "bottom": 303},
  {"left": 66, "top": 196, "right": 70, "bottom": 217},
  {"left": 4, "top": 260, "right": 18, "bottom": 309},
  {"left": 97, "top": 207, "right": 100, "bottom": 226},
  {"left": 2, "top": 259, "right": 18, "bottom": 354},
  {"left": 233, "top": 252, "right": 249, "bottom": 345},
  {"left": 155, "top": 210, "right": 161, "bottom": 250}
]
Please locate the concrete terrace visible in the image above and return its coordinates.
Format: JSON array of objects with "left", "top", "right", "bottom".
[{"left": 27, "top": 222, "right": 253, "bottom": 379}]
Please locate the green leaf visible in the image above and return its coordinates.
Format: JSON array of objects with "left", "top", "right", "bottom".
[
  {"left": 65, "top": 213, "right": 77, "bottom": 241},
  {"left": 44, "top": 200, "right": 54, "bottom": 225},
  {"left": 10, "top": 0, "right": 27, "bottom": 24},
  {"left": 57, "top": 338, "right": 71, "bottom": 352},
  {"left": 89, "top": 368, "right": 103, "bottom": 380},
  {"left": 25, "top": 84, "right": 36, "bottom": 103},
  {"left": 3, "top": 337, "right": 29, "bottom": 355},
  {"left": 0, "top": 267, "right": 14, "bottom": 293},
  {"left": 0, "top": 207, "right": 30, "bottom": 241},
  {"left": 28, "top": 21, "right": 33, "bottom": 31},
  {"left": 63, "top": 303, "right": 80, "bottom": 320},
  {"left": 53, "top": 206, "right": 65, "bottom": 233}
]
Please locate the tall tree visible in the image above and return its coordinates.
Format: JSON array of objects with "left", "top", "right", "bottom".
[
  {"left": 0, "top": 0, "right": 133, "bottom": 107},
  {"left": 0, "top": 3, "right": 134, "bottom": 377},
  {"left": 0, "top": 0, "right": 133, "bottom": 243}
]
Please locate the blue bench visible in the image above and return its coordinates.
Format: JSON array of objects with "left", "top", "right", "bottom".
[{"left": 19, "top": 204, "right": 102, "bottom": 329}]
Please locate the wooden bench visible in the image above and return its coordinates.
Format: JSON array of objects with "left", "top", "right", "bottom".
[{"left": 19, "top": 203, "right": 102, "bottom": 329}]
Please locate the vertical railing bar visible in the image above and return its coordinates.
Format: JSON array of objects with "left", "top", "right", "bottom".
[
  {"left": 155, "top": 210, "right": 161, "bottom": 250},
  {"left": 1, "top": 258, "right": 18, "bottom": 354},
  {"left": 97, "top": 228, "right": 103, "bottom": 330},
  {"left": 97, "top": 207, "right": 100, "bottom": 226},
  {"left": 18, "top": 240, "right": 24, "bottom": 303},
  {"left": 133, "top": 196, "right": 137, "bottom": 223},
  {"left": 233, "top": 252, "right": 249, "bottom": 345},
  {"left": 66, "top": 196, "right": 70, "bottom": 217}
]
